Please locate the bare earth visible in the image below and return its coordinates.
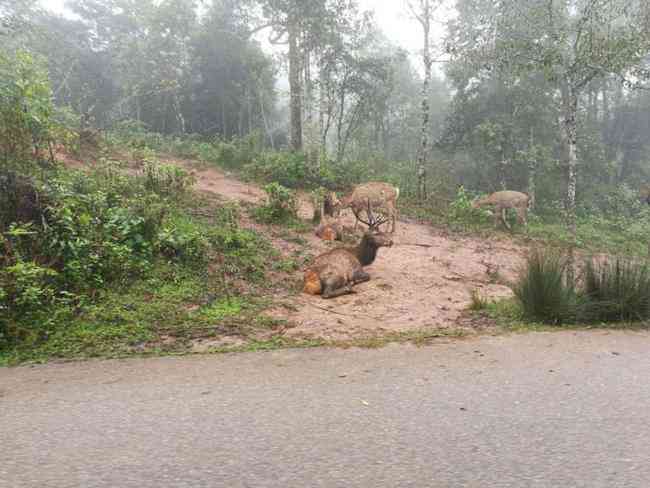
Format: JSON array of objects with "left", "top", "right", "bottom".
[{"left": 172, "top": 160, "right": 528, "bottom": 340}]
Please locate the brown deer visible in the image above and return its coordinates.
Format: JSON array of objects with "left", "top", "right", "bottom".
[
  {"left": 315, "top": 220, "right": 343, "bottom": 241},
  {"left": 330, "top": 182, "right": 400, "bottom": 233},
  {"left": 640, "top": 184, "right": 650, "bottom": 205},
  {"left": 471, "top": 191, "right": 530, "bottom": 230},
  {"left": 303, "top": 203, "right": 393, "bottom": 298}
]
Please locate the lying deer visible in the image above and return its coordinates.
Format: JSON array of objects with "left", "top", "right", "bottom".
[
  {"left": 315, "top": 220, "right": 343, "bottom": 241},
  {"left": 303, "top": 202, "right": 393, "bottom": 298},
  {"left": 471, "top": 190, "right": 530, "bottom": 230},
  {"left": 329, "top": 182, "right": 400, "bottom": 233}
]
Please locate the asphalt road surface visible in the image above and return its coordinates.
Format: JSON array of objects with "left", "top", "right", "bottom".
[{"left": 3, "top": 330, "right": 650, "bottom": 488}]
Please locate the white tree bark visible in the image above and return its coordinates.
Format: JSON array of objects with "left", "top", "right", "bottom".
[
  {"left": 288, "top": 12, "right": 303, "bottom": 151},
  {"left": 413, "top": 0, "right": 433, "bottom": 201},
  {"left": 562, "top": 83, "right": 579, "bottom": 283}
]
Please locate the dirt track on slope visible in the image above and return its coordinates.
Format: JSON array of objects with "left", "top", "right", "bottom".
[{"left": 175, "top": 160, "right": 529, "bottom": 340}]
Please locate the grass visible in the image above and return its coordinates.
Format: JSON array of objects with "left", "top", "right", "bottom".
[
  {"left": 469, "top": 289, "right": 491, "bottom": 311},
  {"left": 0, "top": 261, "right": 281, "bottom": 365}
]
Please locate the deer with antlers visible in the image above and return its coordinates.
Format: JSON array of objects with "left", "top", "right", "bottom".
[
  {"left": 328, "top": 182, "right": 400, "bottom": 233},
  {"left": 303, "top": 201, "right": 393, "bottom": 298}
]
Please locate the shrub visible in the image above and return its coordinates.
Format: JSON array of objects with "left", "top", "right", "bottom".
[
  {"left": 447, "top": 186, "right": 492, "bottom": 230},
  {"left": 140, "top": 161, "right": 195, "bottom": 198},
  {"left": 201, "top": 202, "right": 270, "bottom": 280},
  {"left": 513, "top": 249, "right": 577, "bottom": 325},
  {"left": 0, "top": 50, "right": 53, "bottom": 165},
  {"left": 253, "top": 182, "right": 299, "bottom": 224},
  {"left": 0, "top": 257, "right": 65, "bottom": 345},
  {"left": 157, "top": 215, "right": 209, "bottom": 263},
  {"left": 582, "top": 258, "right": 650, "bottom": 323},
  {"left": 245, "top": 151, "right": 309, "bottom": 188},
  {"left": 0, "top": 171, "right": 49, "bottom": 231}
]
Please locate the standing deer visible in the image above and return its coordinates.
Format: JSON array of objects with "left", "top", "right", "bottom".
[
  {"left": 329, "top": 182, "right": 400, "bottom": 233},
  {"left": 472, "top": 191, "right": 530, "bottom": 230},
  {"left": 303, "top": 202, "right": 393, "bottom": 298}
]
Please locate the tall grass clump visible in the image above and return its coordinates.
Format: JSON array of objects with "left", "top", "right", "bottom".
[
  {"left": 513, "top": 249, "right": 577, "bottom": 324},
  {"left": 582, "top": 258, "right": 650, "bottom": 323}
]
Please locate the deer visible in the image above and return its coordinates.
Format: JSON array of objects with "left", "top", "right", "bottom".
[
  {"left": 303, "top": 201, "right": 393, "bottom": 298},
  {"left": 328, "top": 182, "right": 400, "bottom": 233},
  {"left": 471, "top": 190, "right": 530, "bottom": 230},
  {"left": 315, "top": 220, "right": 343, "bottom": 241},
  {"left": 640, "top": 184, "right": 650, "bottom": 205}
]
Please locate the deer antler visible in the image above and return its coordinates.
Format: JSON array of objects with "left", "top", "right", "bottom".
[{"left": 352, "top": 198, "right": 389, "bottom": 231}]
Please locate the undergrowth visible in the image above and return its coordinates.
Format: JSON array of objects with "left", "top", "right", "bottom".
[{"left": 0, "top": 159, "right": 286, "bottom": 364}]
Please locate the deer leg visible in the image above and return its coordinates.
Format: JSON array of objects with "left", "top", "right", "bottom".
[
  {"left": 320, "top": 275, "right": 353, "bottom": 299},
  {"left": 517, "top": 207, "right": 528, "bottom": 227},
  {"left": 322, "top": 283, "right": 354, "bottom": 299},
  {"left": 352, "top": 269, "right": 370, "bottom": 284},
  {"left": 500, "top": 207, "right": 512, "bottom": 230}
]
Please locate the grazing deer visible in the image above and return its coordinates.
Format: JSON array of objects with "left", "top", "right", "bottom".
[
  {"left": 640, "top": 185, "right": 650, "bottom": 205},
  {"left": 330, "top": 182, "right": 400, "bottom": 233},
  {"left": 472, "top": 191, "right": 530, "bottom": 230},
  {"left": 304, "top": 203, "right": 393, "bottom": 298}
]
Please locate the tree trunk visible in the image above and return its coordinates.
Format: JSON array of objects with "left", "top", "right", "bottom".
[
  {"left": 527, "top": 127, "right": 536, "bottom": 210},
  {"left": 258, "top": 82, "right": 275, "bottom": 149},
  {"left": 288, "top": 15, "right": 303, "bottom": 151},
  {"left": 416, "top": 0, "right": 432, "bottom": 201},
  {"left": 562, "top": 86, "right": 579, "bottom": 284}
]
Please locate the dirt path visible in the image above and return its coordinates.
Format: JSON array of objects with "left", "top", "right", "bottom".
[{"left": 173, "top": 160, "right": 528, "bottom": 340}]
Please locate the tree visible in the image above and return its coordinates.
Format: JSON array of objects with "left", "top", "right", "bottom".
[
  {"left": 448, "top": 0, "right": 650, "bottom": 277},
  {"left": 408, "top": 0, "right": 443, "bottom": 200}
]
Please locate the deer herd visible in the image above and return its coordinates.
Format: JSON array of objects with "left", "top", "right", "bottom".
[{"left": 303, "top": 182, "right": 530, "bottom": 299}]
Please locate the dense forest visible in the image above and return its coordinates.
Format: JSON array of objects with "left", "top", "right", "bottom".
[
  {"left": 2, "top": 0, "right": 650, "bottom": 361},
  {"left": 4, "top": 0, "right": 650, "bottom": 207}
]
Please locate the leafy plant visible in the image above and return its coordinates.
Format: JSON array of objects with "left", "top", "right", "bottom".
[
  {"left": 447, "top": 186, "right": 491, "bottom": 230},
  {"left": 140, "top": 161, "right": 195, "bottom": 198},
  {"left": 253, "top": 182, "right": 299, "bottom": 224},
  {"left": 513, "top": 249, "right": 577, "bottom": 325},
  {"left": 582, "top": 258, "right": 650, "bottom": 323},
  {"left": 0, "top": 49, "right": 54, "bottom": 165}
]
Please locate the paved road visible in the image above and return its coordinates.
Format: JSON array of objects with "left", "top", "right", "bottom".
[{"left": 2, "top": 330, "right": 650, "bottom": 488}]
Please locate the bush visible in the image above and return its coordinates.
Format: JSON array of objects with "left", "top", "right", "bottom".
[
  {"left": 245, "top": 151, "right": 309, "bottom": 188},
  {"left": 582, "top": 258, "right": 650, "bottom": 323},
  {"left": 513, "top": 249, "right": 577, "bottom": 325},
  {"left": 0, "top": 50, "right": 54, "bottom": 165},
  {"left": 447, "top": 186, "right": 492, "bottom": 230},
  {"left": 210, "top": 204, "right": 272, "bottom": 280},
  {"left": 157, "top": 215, "right": 209, "bottom": 263},
  {"left": 140, "top": 160, "right": 195, "bottom": 198},
  {"left": 0, "top": 259, "right": 63, "bottom": 345},
  {"left": 253, "top": 182, "right": 299, "bottom": 224}
]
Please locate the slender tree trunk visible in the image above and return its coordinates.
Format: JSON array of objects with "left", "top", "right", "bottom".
[
  {"left": 288, "top": 15, "right": 303, "bottom": 151},
  {"left": 562, "top": 85, "right": 579, "bottom": 284},
  {"left": 416, "top": 0, "right": 432, "bottom": 201},
  {"left": 258, "top": 83, "right": 275, "bottom": 149},
  {"left": 527, "top": 126, "right": 536, "bottom": 210},
  {"left": 336, "top": 84, "right": 346, "bottom": 163},
  {"left": 174, "top": 93, "right": 186, "bottom": 134},
  {"left": 303, "top": 46, "right": 319, "bottom": 166}
]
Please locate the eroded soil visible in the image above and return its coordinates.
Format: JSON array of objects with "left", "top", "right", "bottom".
[{"left": 174, "top": 159, "right": 528, "bottom": 340}]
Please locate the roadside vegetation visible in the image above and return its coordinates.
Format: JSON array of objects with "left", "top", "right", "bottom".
[{"left": 3, "top": 0, "right": 650, "bottom": 364}]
